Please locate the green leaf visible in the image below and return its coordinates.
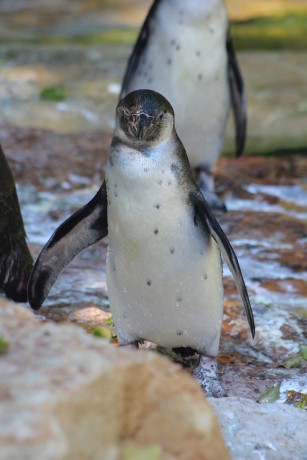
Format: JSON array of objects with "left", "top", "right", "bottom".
[
  {"left": 40, "top": 85, "right": 66, "bottom": 101},
  {"left": 257, "top": 384, "right": 281, "bottom": 403},
  {"left": 91, "top": 326, "right": 112, "bottom": 341},
  {"left": 0, "top": 337, "right": 9, "bottom": 355},
  {"left": 284, "top": 356, "right": 301, "bottom": 369},
  {"left": 123, "top": 445, "right": 162, "bottom": 460},
  {"left": 294, "top": 397, "right": 307, "bottom": 409},
  {"left": 300, "top": 345, "right": 307, "bottom": 361},
  {"left": 105, "top": 316, "right": 114, "bottom": 326}
]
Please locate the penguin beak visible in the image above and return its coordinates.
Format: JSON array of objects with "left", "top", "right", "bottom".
[{"left": 136, "top": 112, "right": 152, "bottom": 140}]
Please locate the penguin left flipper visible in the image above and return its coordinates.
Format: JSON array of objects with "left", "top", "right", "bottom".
[
  {"left": 28, "top": 182, "right": 108, "bottom": 310},
  {"left": 227, "top": 30, "right": 247, "bottom": 157},
  {"left": 190, "top": 189, "right": 255, "bottom": 338}
]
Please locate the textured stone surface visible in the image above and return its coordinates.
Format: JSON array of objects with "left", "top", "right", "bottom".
[
  {"left": 210, "top": 397, "right": 307, "bottom": 460},
  {"left": 0, "top": 301, "right": 229, "bottom": 460}
]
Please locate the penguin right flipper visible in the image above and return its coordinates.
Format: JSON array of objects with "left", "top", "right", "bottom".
[
  {"left": 190, "top": 189, "right": 255, "bottom": 338},
  {"left": 120, "top": 1, "right": 160, "bottom": 98},
  {"left": 28, "top": 182, "right": 108, "bottom": 310},
  {"left": 227, "top": 30, "right": 247, "bottom": 157}
]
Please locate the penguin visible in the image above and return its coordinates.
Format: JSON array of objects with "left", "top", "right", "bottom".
[
  {"left": 120, "top": 0, "right": 246, "bottom": 211},
  {"left": 28, "top": 90, "right": 254, "bottom": 397},
  {"left": 0, "top": 144, "right": 33, "bottom": 302}
]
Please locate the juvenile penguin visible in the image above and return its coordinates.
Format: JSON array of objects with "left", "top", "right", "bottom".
[
  {"left": 0, "top": 144, "right": 33, "bottom": 302},
  {"left": 28, "top": 90, "right": 254, "bottom": 397},
  {"left": 120, "top": 0, "right": 246, "bottom": 211}
]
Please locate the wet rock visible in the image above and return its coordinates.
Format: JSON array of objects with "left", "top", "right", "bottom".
[
  {"left": 0, "top": 144, "right": 33, "bottom": 301},
  {"left": 0, "top": 301, "right": 230, "bottom": 460},
  {"left": 210, "top": 396, "right": 307, "bottom": 460},
  {"left": 0, "top": 124, "right": 111, "bottom": 189}
]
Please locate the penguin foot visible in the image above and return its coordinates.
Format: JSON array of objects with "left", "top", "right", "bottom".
[
  {"left": 192, "top": 355, "right": 227, "bottom": 398},
  {"left": 194, "top": 168, "right": 227, "bottom": 214}
]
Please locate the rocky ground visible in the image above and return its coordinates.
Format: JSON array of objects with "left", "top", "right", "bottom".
[{"left": 1, "top": 125, "right": 306, "bottom": 459}]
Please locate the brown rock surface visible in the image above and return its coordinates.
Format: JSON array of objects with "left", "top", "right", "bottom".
[{"left": 0, "top": 301, "right": 230, "bottom": 460}]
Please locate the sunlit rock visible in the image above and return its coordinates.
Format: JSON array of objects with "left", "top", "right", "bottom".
[{"left": 0, "top": 301, "right": 230, "bottom": 460}]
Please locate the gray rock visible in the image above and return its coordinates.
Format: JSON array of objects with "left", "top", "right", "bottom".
[{"left": 210, "top": 396, "right": 307, "bottom": 460}]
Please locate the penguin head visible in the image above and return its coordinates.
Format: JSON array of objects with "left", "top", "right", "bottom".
[{"left": 115, "top": 89, "right": 175, "bottom": 146}]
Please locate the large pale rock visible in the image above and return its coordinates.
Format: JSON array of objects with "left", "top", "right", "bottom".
[{"left": 0, "top": 301, "right": 229, "bottom": 460}]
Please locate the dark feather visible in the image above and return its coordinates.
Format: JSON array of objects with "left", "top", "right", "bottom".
[
  {"left": 28, "top": 182, "right": 108, "bottom": 310},
  {"left": 120, "top": 0, "right": 161, "bottom": 98},
  {"left": 0, "top": 144, "right": 33, "bottom": 302},
  {"left": 227, "top": 29, "right": 247, "bottom": 157},
  {"left": 189, "top": 189, "right": 255, "bottom": 338}
]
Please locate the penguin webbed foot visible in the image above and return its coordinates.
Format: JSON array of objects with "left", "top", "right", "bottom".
[
  {"left": 194, "top": 167, "right": 227, "bottom": 214},
  {"left": 192, "top": 355, "right": 227, "bottom": 398}
]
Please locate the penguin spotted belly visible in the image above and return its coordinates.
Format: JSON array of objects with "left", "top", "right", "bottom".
[{"left": 106, "top": 155, "right": 223, "bottom": 354}]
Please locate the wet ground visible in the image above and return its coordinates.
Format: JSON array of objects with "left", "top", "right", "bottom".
[
  {"left": 3, "top": 128, "right": 306, "bottom": 402},
  {"left": 0, "top": 0, "right": 306, "bottom": 404}
]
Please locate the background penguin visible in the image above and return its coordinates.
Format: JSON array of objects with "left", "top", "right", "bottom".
[
  {"left": 28, "top": 89, "right": 254, "bottom": 397},
  {"left": 120, "top": 0, "right": 246, "bottom": 211},
  {"left": 0, "top": 145, "right": 33, "bottom": 302}
]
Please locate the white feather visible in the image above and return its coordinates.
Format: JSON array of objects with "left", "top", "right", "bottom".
[{"left": 106, "top": 141, "right": 224, "bottom": 355}]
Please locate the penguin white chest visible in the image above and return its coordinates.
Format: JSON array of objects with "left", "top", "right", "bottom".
[{"left": 105, "top": 151, "right": 224, "bottom": 355}]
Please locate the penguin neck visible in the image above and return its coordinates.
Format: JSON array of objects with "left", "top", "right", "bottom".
[{"left": 108, "top": 136, "right": 182, "bottom": 188}]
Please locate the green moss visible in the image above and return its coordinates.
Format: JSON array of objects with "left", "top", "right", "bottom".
[
  {"left": 0, "top": 337, "right": 10, "bottom": 355},
  {"left": 70, "top": 28, "right": 138, "bottom": 45},
  {"left": 294, "top": 395, "right": 307, "bottom": 409},
  {"left": 91, "top": 326, "right": 112, "bottom": 341},
  {"left": 283, "top": 356, "right": 301, "bottom": 369},
  {"left": 40, "top": 85, "right": 66, "bottom": 102},
  {"left": 105, "top": 316, "right": 114, "bottom": 326},
  {"left": 0, "top": 27, "right": 138, "bottom": 47},
  {"left": 231, "top": 13, "right": 307, "bottom": 50},
  {"left": 300, "top": 345, "right": 307, "bottom": 361}
]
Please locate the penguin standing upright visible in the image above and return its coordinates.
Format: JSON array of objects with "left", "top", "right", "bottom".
[
  {"left": 28, "top": 90, "right": 254, "bottom": 397},
  {"left": 120, "top": 0, "right": 246, "bottom": 211}
]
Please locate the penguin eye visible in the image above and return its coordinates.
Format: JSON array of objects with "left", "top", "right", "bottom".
[
  {"left": 156, "top": 111, "right": 165, "bottom": 122},
  {"left": 123, "top": 108, "right": 131, "bottom": 117}
]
